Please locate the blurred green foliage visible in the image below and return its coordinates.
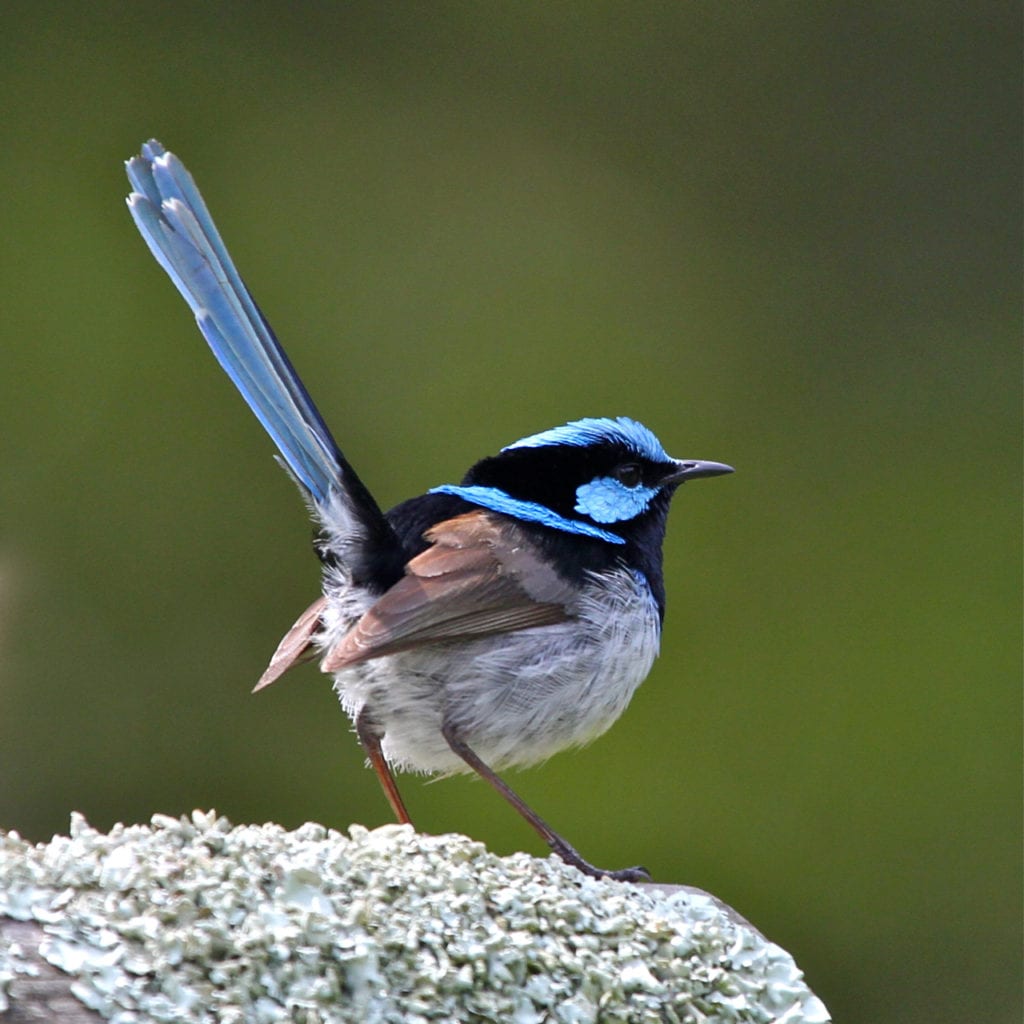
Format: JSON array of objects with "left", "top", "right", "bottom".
[{"left": 0, "top": 4, "right": 1019, "bottom": 1022}]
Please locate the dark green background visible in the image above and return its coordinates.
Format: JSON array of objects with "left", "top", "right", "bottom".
[{"left": 1, "top": 4, "right": 1019, "bottom": 1021}]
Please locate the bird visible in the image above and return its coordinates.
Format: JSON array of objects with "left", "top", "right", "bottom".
[{"left": 125, "top": 139, "right": 733, "bottom": 882}]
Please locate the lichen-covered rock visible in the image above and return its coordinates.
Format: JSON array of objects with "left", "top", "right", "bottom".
[{"left": 0, "top": 813, "right": 829, "bottom": 1023}]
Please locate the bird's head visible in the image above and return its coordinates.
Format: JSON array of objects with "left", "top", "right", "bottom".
[{"left": 433, "top": 417, "right": 732, "bottom": 547}]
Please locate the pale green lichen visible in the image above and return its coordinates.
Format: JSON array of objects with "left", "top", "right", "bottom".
[{"left": 0, "top": 812, "right": 830, "bottom": 1023}]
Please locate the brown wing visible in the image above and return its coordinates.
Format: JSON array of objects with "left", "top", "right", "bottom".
[
  {"left": 252, "top": 595, "right": 327, "bottom": 692},
  {"left": 322, "top": 510, "right": 575, "bottom": 672}
]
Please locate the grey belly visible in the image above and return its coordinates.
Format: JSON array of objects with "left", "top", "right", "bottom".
[{"left": 329, "top": 569, "right": 661, "bottom": 775}]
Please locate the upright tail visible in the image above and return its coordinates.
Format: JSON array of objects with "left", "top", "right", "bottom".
[{"left": 125, "top": 140, "right": 391, "bottom": 558}]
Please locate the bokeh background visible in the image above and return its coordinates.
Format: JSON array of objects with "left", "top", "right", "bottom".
[{"left": 0, "top": 4, "right": 1019, "bottom": 1021}]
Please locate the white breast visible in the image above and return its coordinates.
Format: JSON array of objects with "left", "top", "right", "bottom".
[{"left": 320, "top": 567, "right": 661, "bottom": 776}]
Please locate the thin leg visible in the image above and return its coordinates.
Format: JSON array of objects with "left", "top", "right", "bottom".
[
  {"left": 441, "top": 721, "right": 650, "bottom": 883},
  {"left": 356, "top": 708, "right": 413, "bottom": 825}
]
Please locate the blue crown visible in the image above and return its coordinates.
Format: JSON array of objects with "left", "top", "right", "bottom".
[{"left": 502, "top": 417, "right": 670, "bottom": 463}]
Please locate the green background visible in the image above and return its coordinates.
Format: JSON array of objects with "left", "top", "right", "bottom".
[{"left": 1, "top": 4, "right": 1019, "bottom": 1021}]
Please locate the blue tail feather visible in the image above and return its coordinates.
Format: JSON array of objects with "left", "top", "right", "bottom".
[{"left": 125, "top": 140, "right": 348, "bottom": 508}]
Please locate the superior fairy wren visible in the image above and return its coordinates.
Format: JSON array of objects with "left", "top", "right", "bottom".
[{"left": 125, "top": 140, "right": 733, "bottom": 881}]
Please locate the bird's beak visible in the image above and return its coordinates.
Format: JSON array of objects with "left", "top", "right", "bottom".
[{"left": 664, "top": 459, "right": 735, "bottom": 484}]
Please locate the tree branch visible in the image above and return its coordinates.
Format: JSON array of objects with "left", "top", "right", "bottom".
[{"left": 1, "top": 813, "right": 829, "bottom": 1022}]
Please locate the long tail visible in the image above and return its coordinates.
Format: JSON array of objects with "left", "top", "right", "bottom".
[{"left": 125, "top": 140, "right": 389, "bottom": 550}]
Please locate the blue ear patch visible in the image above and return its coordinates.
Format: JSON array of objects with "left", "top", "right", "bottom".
[{"left": 575, "top": 476, "right": 660, "bottom": 524}]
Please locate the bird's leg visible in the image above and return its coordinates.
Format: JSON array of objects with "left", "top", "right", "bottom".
[
  {"left": 356, "top": 708, "right": 413, "bottom": 825},
  {"left": 441, "top": 720, "right": 650, "bottom": 883}
]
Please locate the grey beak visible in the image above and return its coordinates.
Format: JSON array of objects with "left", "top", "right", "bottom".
[{"left": 664, "top": 459, "right": 735, "bottom": 484}]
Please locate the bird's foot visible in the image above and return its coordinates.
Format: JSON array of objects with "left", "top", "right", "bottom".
[{"left": 548, "top": 836, "right": 651, "bottom": 883}]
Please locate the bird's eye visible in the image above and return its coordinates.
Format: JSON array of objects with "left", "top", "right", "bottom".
[{"left": 615, "top": 463, "right": 642, "bottom": 488}]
